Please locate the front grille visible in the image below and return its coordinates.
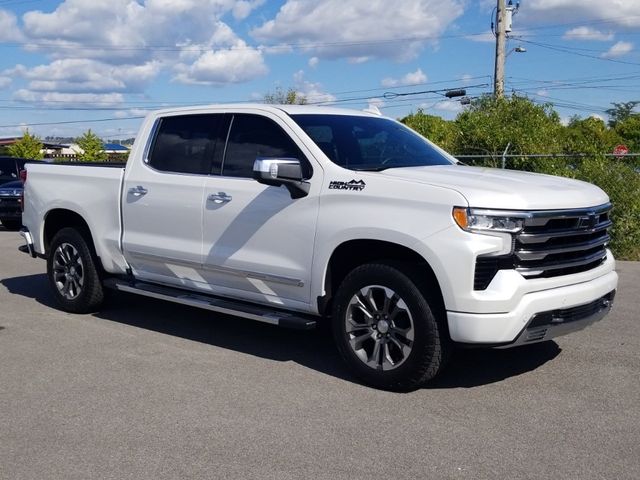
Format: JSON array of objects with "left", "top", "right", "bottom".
[
  {"left": 513, "top": 203, "right": 611, "bottom": 279},
  {"left": 473, "top": 203, "right": 612, "bottom": 290}
]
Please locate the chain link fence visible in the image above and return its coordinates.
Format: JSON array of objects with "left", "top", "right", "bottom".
[{"left": 453, "top": 153, "right": 640, "bottom": 260}]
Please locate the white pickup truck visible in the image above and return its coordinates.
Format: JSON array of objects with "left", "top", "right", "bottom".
[{"left": 19, "top": 104, "right": 617, "bottom": 390}]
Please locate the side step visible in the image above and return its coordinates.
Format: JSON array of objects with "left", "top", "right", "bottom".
[{"left": 103, "top": 278, "right": 317, "bottom": 330}]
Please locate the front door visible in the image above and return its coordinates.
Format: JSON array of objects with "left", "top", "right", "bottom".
[{"left": 201, "top": 112, "right": 321, "bottom": 308}]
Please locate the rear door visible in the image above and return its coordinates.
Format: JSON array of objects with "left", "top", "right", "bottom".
[{"left": 122, "top": 113, "right": 226, "bottom": 287}]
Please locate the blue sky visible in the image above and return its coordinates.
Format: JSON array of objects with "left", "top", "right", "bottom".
[{"left": 0, "top": 0, "right": 638, "bottom": 140}]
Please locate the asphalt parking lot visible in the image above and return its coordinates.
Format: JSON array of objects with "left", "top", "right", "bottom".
[{"left": 0, "top": 228, "right": 638, "bottom": 480}]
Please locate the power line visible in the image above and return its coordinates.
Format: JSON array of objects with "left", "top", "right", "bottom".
[{"left": 515, "top": 38, "right": 640, "bottom": 67}]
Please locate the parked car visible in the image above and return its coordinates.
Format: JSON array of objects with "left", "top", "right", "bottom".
[
  {"left": 0, "top": 180, "right": 23, "bottom": 230},
  {"left": 0, "top": 156, "right": 37, "bottom": 184},
  {"left": 18, "top": 104, "right": 618, "bottom": 391}
]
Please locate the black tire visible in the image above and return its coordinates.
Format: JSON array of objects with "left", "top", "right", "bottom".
[
  {"left": 47, "top": 227, "right": 104, "bottom": 313},
  {"left": 0, "top": 218, "right": 21, "bottom": 231},
  {"left": 332, "top": 263, "right": 448, "bottom": 391}
]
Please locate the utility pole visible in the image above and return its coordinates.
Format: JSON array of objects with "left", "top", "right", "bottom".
[{"left": 493, "top": 0, "right": 506, "bottom": 98}]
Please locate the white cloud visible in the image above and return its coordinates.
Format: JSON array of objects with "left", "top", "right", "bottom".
[
  {"left": 308, "top": 56, "right": 319, "bottom": 68},
  {"left": 0, "top": 76, "right": 11, "bottom": 88},
  {"left": 563, "top": 26, "right": 614, "bottom": 41},
  {"left": 0, "top": 10, "right": 22, "bottom": 42},
  {"left": 21, "top": 0, "right": 266, "bottom": 63},
  {"left": 7, "top": 59, "right": 161, "bottom": 93},
  {"left": 292, "top": 70, "right": 335, "bottom": 103},
  {"left": 232, "top": 0, "right": 264, "bottom": 20},
  {"left": 13, "top": 90, "right": 125, "bottom": 107},
  {"left": 601, "top": 41, "right": 633, "bottom": 58},
  {"left": 433, "top": 100, "right": 463, "bottom": 113},
  {"left": 459, "top": 74, "right": 473, "bottom": 85},
  {"left": 348, "top": 56, "right": 371, "bottom": 64},
  {"left": 12, "top": 0, "right": 269, "bottom": 102},
  {"left": 114, "top": 108, "right": 151, "bottom": 119},
  {"left": 251, "top": 0, "right": 465, "bottom": 62},
  {"left": 521, "top": 1, "right": 640, "bottom": 29},
  {"left": 465, "top": 31, "right": 495, "bottom": 43},
  {"left": 381, "top": 68, "right": 427, "bottom": 87},
  {"left": 173, "top": 43, "right": 267, "bottom": 85}
]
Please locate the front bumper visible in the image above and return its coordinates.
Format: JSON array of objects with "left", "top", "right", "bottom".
[{"left": 447, "top": 269, "right": 618, "bottom": 346}]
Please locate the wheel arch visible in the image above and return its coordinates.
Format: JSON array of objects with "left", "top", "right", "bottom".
[
  {"left": 43, "top": 209, "right": 99, "bottom": 259},
  {"left": 318, "top": 239, "right": 446, "bottom": 327}
]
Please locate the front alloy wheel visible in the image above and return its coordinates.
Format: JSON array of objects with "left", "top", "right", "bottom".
[
  {"left": 332, "top": 263, "right": 448, "bottom": 391},
  {"left": 345, "top": 285, "right": 415, "bottom": 371}
]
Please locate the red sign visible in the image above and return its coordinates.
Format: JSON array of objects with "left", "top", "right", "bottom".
[{"left": 613, "top": 144, "right": 629, "bottom": 157}]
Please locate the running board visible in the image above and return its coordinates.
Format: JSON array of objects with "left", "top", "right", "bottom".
[{"left": 103, "top": 279, "right": 317, "bottom": 330}]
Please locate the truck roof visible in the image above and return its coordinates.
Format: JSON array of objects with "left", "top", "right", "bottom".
[{"left": 148, "top": 103, "right": 383, "bottom": 119}]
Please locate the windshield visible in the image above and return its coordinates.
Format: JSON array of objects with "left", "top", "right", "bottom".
[{"left": 290, "top": 114, "right": 455, "bottom": 171}]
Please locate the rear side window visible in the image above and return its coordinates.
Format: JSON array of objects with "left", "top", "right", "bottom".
[
  {"left": 148, "top": 114, "right": 224, "bottom": 175},
  {"left": 222, "top": 114, "right": 310, "bottom": 178}
]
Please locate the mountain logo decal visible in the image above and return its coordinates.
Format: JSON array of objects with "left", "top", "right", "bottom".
[{"left": 328, "top": 179, "right": 366, "bottom": 191}]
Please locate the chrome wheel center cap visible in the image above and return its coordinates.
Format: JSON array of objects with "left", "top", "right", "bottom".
[{"left": 377, "top": 319, "right": 390, "bottom": 334}]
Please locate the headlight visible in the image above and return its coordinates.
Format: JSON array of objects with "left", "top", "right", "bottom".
[{"left": 452, "top": 207, "right": 525, "bottom": 233}]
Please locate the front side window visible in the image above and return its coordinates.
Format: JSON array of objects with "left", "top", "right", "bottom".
[
  {"left": 291, "top": 114, "right": 455, "bottom": 171},
  {"left": 148, "top": 114, "right": 224, "bottom": 175},
  {"left": 223, "top": 114, "right": 310, "bottom": 178}
]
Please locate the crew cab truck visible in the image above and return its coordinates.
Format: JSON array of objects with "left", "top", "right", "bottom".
[{"left": 19, "top": 105, "right": 618, "bottom": 390}]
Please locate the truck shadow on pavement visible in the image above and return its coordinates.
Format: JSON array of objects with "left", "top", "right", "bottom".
[{"left": 2, "top": 273, "right": 561, "bottom": 390}]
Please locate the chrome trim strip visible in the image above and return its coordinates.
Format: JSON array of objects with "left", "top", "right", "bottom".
[
  {"left": 517, "top": 221, "right": 612, "bottom": 243},
  {"left": 469, "top": 202, "right": 611, "bottom": 220},
  {"left": 515, "top": 235, "right": 610, "bottom": 261},
  {"left": 112, "top": 281, "right": 279, "bottom": 325},
  {"left": 515, "top": 250, "right": 606, "bottom": 275},
  {"left": 220, "top": 114, "right": 234, "bottom": 174},
  {"left": 19, "top": 228, "right": 36, "bottom": 258},
  {"left": 126, "top": 250, "right": 305, "bottom": 287},
  {"left": 142, "top": 118, "right": 161, "bottom": 165}
]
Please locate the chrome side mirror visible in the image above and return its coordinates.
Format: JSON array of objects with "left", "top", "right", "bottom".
[{"left": 253, "top": 158, "right": 310, "bottom": 199}]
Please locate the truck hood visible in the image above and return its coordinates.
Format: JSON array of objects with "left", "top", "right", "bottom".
[{"left": 379, "top": 165, "right": 609, "bottom": 210}]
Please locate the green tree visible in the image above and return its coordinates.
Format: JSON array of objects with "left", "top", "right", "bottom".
[
  {"left": 7, "top": 130, "right": 44, "bottom": 159},
  {"left": 605, "top": 101, "right": 639, "bottom": 128},
  {"left": 453, "top": 95, "right": 564, "bottom": 170},
  {"left": 75, "top": 129, "right": 107, "bottom": 162},
  {"left": 400, "top": 109, "right": 458, "bottom": 152},
  {"left": 562, "top": 116, "right": 622, "bottom": 155},
  {"left": 263, "top": 87, "right": 307, "bottom": 105},
  {"left": 614, "top": 114, "right": 640, "bottom": 153}
]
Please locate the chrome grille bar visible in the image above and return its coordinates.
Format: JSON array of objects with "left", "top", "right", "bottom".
[{"left": 513, "top": 203, "right": 611, "bottom": 279}]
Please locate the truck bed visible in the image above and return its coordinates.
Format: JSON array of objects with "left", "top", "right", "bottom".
[{"left": 23, "top": 162, "right": 129, "bottom": 274}]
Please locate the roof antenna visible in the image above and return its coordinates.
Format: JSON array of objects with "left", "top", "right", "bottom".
[{"left": 363, "top": 102, "right": 382, "bottom": 116}]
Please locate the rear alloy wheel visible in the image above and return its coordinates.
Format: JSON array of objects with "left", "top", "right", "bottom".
[
  {"left": 47, "top": 228, "right": 104, "bottom": 313},
  {"left": 332, "top": 263, "right": 447, "bottom": 391},
  {"left": 52, "top": 242, "right": 85, "bottom": 301}
]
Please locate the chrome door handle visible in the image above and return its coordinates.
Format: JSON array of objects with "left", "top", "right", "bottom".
[
  {"left": 208, "top": 192, "right": 232, "bottom": 204},
  {"left": 128, "top": 185, "right": 148, "bottom": 197}
]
